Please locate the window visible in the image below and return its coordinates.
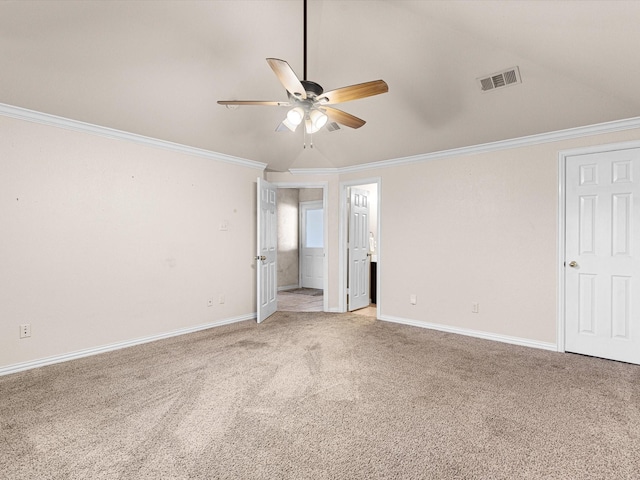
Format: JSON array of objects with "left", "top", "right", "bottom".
[{"left": 305, "top": 208, "right": 323, "bottom": 248}]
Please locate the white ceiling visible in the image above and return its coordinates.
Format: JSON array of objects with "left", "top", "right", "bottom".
[{"left": 2, "top": 0, "right": 640, "bottom": 172}]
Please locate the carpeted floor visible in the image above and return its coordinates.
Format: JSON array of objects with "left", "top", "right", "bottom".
[{"left": 1, "top": 312, "right": 639, "bottom": 479}]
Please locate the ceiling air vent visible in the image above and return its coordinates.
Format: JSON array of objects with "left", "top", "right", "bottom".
[{"left": 478, "top": 66, "right": 521, "bottom": 92}]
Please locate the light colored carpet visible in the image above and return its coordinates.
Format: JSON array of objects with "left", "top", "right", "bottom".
[{"left": 1, "top": 311, "right": 639, "bottom": 479}]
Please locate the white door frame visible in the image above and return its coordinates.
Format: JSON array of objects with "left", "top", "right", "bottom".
[
  {"left": 556, "top": 139, "right": 640, "bottom": 353},
  {"left": 272, "top": 181, "right": 329, "bottom": 313},
  {"left": 339, "top": 177, "right": 381, "bottom": 316}
]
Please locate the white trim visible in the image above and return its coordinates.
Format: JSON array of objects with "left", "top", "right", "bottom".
[
  {"left": 0, "top": 313, "right": 255, "bottom": 377},
  {"left": 277, "top": 284, "right": 300, "bottom": 291},
  {"left": 555, "top": 139, "right": 640, "bottom": 158},
  {"left": 288, "top": 168, "right": 339, "bottom": 175},
  {"left": 557, "top": 150, "right": 567, "bottom": 353},
  {"left": 379, "top": 314, "right": 557, "bottom": 352},
  {"left": 0, "top": 102, "right": 267, "bottom": 171},
  {"left": 291, "top": 116, "right": 640, "bottom": 175},
  {"left": 271, "top": 182, "right": 329, "bottom": 189},
  {"left": 556, "top": 139, "right": 640, "bottom": 355},
  {"left": 339, "top": 185, "right": 348, "bottom": 313},
  {"left": 6, "top": 103, "right": 639, "bottom": 176}
]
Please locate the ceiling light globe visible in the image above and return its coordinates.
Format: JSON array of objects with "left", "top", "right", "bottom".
[
  {"left": 287, "top": 107, "right": 304, "bottom": 126},
  {"left": 310, "top": 109, "right": 328, "bottom": 130}
]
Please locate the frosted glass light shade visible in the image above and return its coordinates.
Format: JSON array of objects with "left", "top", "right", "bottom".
[
  {"left": 282, "top": 118, "right": 297, "bottom": 132},
  {"left": 305, "top": 109, "right": 328, "bottom": 134},
  {"left": 286, "top": 107, "right": 304, "bottom": 125},
  {"left": 310, "top": 109, "right": 328, "bottom": 130}
]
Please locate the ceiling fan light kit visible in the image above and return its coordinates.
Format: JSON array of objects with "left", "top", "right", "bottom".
[
  {"left": 308, "top": 109, "right": 328, "bottom": 133},
  {"left": 217, "top": 0, "right": 388, "bottom": 147},
  {"left": 286, "top": 107, "right": 304, "bottom": 126}
]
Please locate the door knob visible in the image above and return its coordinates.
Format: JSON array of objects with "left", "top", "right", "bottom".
[
  {"left": 568, "top": 261, "right": 578, "bottom": 268},
  {"left": 255, "top": 255, "right": 266, "bottom": 261}
]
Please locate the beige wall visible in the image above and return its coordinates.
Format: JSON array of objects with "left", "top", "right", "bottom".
[
  {"left": 299, "top": 188, "right": 323, "bottom": 203},
  {"left": 4, "top": 108, "right": 640, "bottom": 373},
  {"left": 341, "top": 128, "right": 640, "bottom": 345},
  {"left": 1, "top": 115, "right": 260, "bottom": 371}
]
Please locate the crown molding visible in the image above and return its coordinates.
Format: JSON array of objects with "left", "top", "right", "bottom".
[
  {"left": 5, "top": 102, "right": 639, "bottom": 175},
  {"left": 0, "top": 103, "right": 267, "bottom": 171},
  {"left": 303, "top": 116, "right": 640, "bottom": 175},
  {"left": 288, "top": 167, "right": 340, "bottom": 175}
]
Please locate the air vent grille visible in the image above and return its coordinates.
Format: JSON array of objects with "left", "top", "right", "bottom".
[{"left": 478, "top": 66, "right": 521, "bottom": 92}]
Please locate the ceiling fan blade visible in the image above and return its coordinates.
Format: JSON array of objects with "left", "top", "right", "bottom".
[
  {"left": 319, "top": 80, "right": 388, "bottom": 105},
  {"left": 323, "top": 107, "right": 366, "bottom": 129},
  {"left": 266, "top": 58, "right": 307, "bottom": 100},
  {"left": 217, "top": 100, "right": 289, "bottom": 106}
]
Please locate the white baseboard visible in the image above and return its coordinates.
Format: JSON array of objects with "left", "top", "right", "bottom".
[
  {"left": 277, "top": 285, "right": 300, "bottom": 292},
  {"left": 0, "top": 313, "right": 256, "bottom": 377},
  {"left": 379, "top": 314, "right": 557, "bottom": 352}
]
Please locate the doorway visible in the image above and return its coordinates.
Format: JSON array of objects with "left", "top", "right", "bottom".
[
  {"left": 339, "top": 179, "right": 380, "bottom": 316},
  {"left": 274, "top": 184, "right": 328, "bottom": 313}
]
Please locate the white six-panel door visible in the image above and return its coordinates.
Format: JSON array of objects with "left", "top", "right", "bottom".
[
  {"left": 565, "top": 148, "right": 640, "bottom": 364},
  {"left": 348, "top": 188, "right": 370, "bottom": 311},
  {"left": 257, "top": 178, "right": 277, "bottom": 323}
]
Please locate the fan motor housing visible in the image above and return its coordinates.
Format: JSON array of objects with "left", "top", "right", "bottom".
[{"left": 301, "top": 80, "right": 323, "bottom": 97}]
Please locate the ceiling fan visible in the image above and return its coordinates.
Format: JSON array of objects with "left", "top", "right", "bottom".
[{"left": 217, "top": 0, "right": 388, "bottom": 140}]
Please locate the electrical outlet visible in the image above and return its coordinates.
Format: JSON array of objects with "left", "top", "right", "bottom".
[
  {"left": 219, "top": 221, "right": 228, "bottom": 231},
  {"left": 410, "top": 294, "right": 417, "bottom": 305},
  {"left": 207, "top": 299, "right": 214, "bottom": 307},
  {"left": 19, "top": 324, "right": 31, "bottom": 339},
  {"left": 472, "top": 302, "right": 480, "bottom": 313},
  {"left": 219, "top": 294, "right": 225, "bottom": 304}
]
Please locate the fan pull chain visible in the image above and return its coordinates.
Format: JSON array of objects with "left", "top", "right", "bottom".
[
  {"left": 303, "top": 133, "right": 313, "bottom": 149},
  {"left": 303, "top": 127, "right": 314, "bottom": 149}
]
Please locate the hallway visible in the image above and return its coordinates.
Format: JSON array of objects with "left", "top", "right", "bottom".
[
  {"left": 277, "top": 288, "right": 323, "bottom": 312},
  {"left": 277, "top": 289, "right": 376, "bottom": 318}
]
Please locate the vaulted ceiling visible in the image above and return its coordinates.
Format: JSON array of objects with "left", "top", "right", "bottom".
[{"left": 2, "top": 1, "right": 640, "bottom": 172}]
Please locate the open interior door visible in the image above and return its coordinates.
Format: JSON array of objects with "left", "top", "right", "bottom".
[
  {"left": 256, "top": 177, "right": 277, "bottom": 323},
  {"left": 348, "top": 187, "right": 370, "bottom": 311}
]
